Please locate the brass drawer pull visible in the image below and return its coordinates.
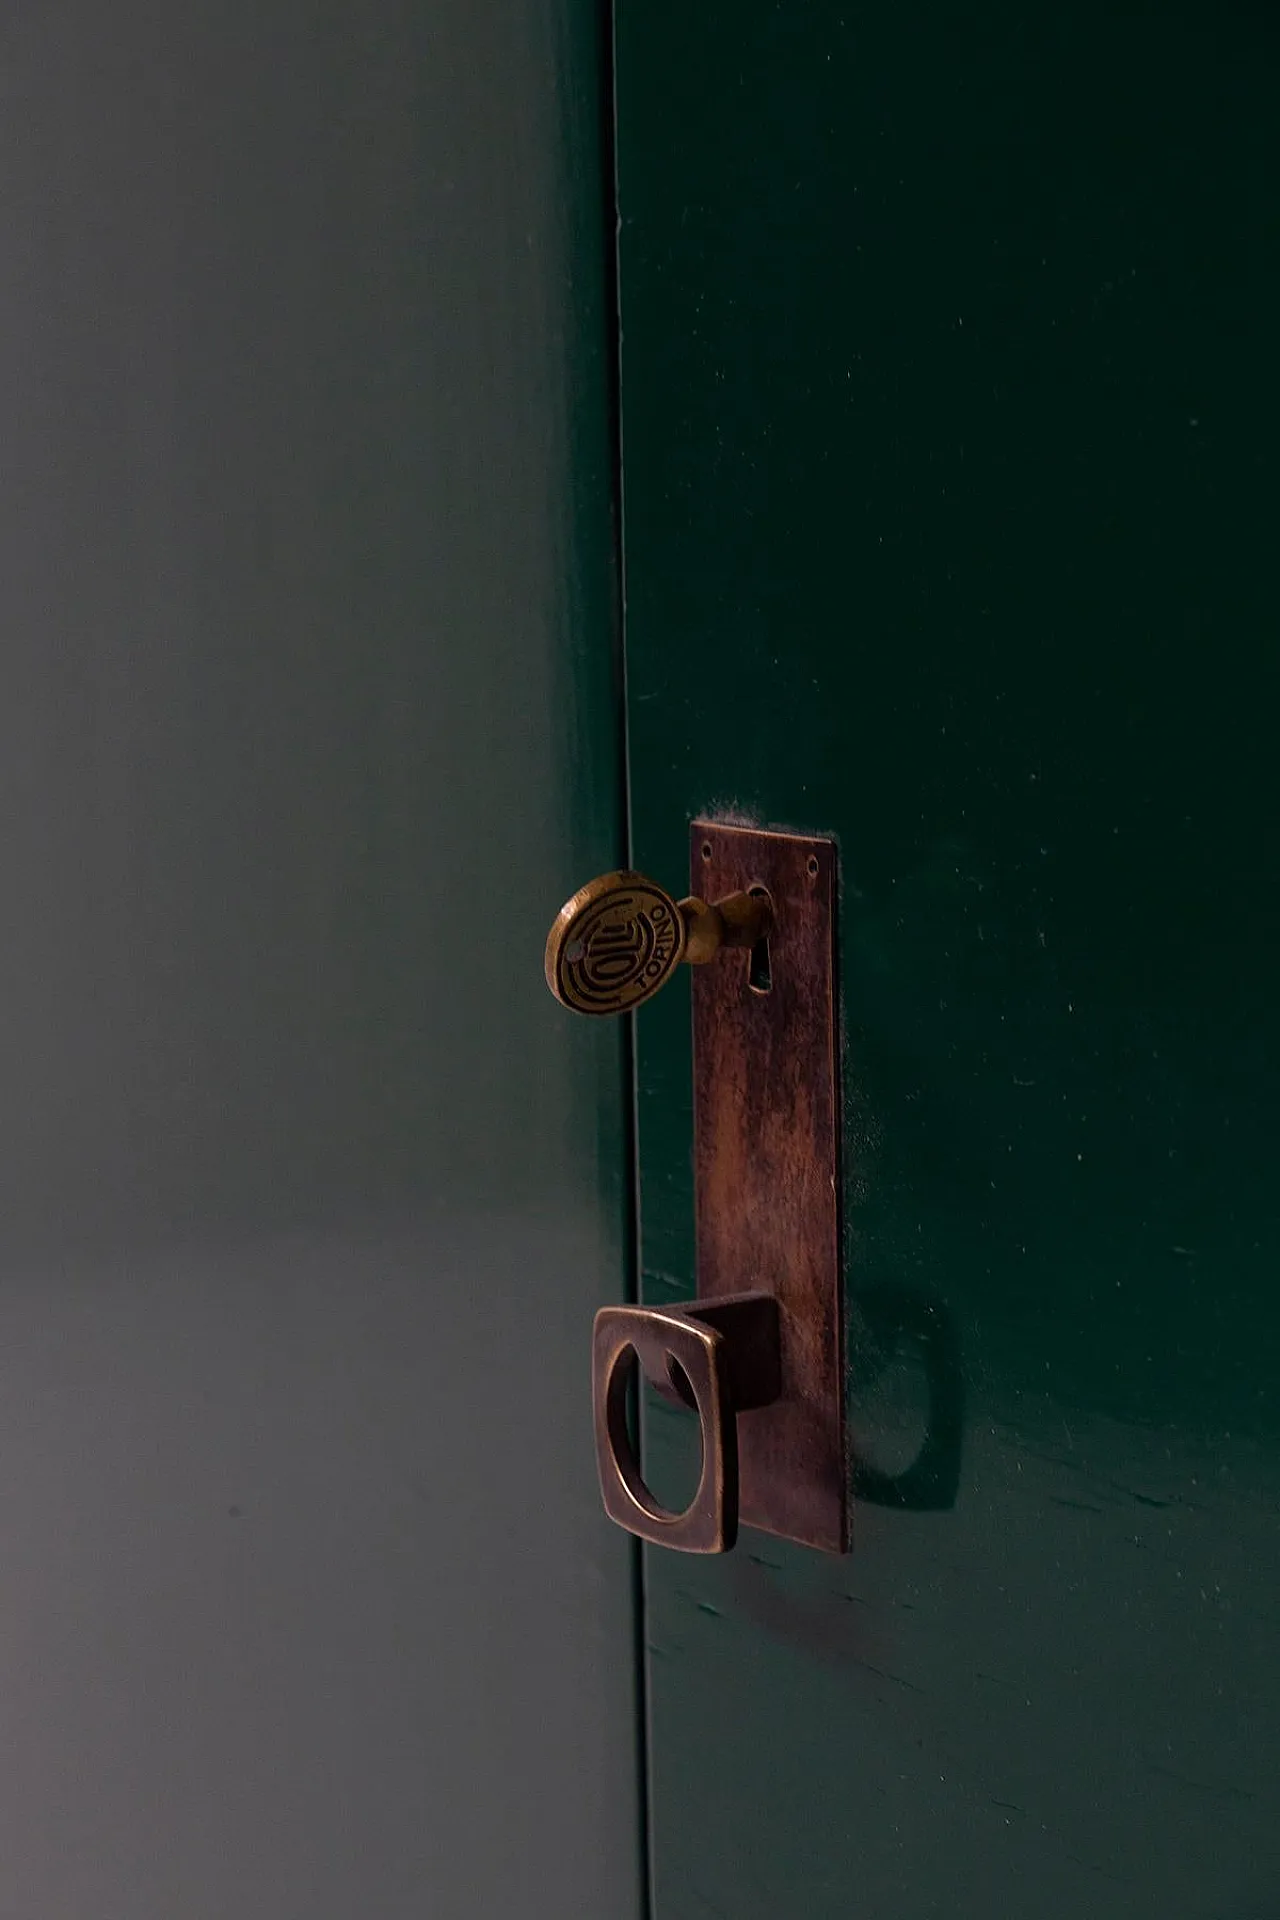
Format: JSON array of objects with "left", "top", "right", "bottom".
[{"left": 593, "top": 1294, "right": 780, "bottom": 1554}]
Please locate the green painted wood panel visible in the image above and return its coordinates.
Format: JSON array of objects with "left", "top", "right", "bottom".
[
  {"left": 615, "top": 3, "right": 1280, "bottom": 1914},
  {"left": 0, "top": 6, "right": 639, "bottom": 1914}
]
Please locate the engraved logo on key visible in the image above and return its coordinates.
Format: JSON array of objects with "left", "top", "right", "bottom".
[{"left": 556, "top": 881, "right": 683, "bottom": 1014}]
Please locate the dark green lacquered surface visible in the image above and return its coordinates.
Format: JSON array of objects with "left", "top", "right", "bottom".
[{"left": 615, "top": 3, "right": 1280, "bottom": 1913}]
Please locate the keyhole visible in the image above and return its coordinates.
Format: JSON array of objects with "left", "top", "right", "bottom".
[{"left": 747, "top": 885, "right": 773, "bottom": 994}]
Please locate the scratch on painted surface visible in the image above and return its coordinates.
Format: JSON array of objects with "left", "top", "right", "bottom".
[
  {"left": 849, "top": 1656, "right": 923, "bottom": 1693},
  {"left": 1145, "top": 1759, "right": 1256, "bottom": 1802},
  {"left": 1062, "top": 1852, "right": 1129, "bottom": 1886}
]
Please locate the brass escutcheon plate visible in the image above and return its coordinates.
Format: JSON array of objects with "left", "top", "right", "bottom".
[{"left": 690, "top": 821, "right": 848, "bottom": 1553}]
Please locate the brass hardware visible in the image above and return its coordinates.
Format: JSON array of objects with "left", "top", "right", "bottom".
[
  {"left": 592, "top": 1293, "right": 780, "bottom": 1553},
  {"left": 544, "top": 869, "right": 772, "bottom": 1017},
  {"left": 565, "top": 823, "right": 847, "bottom": 1557},
  {"left": 692, "top": 823, "right": 847, "bottom": 1554}
]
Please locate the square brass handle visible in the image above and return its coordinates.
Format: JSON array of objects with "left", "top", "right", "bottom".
[{"left": 592, "top": 1295, "right": 781, "bottom": 1554}]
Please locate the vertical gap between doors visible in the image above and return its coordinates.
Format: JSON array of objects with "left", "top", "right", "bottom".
[{"left": 595, "top": 0, "right": 654, "bottom": 1913}]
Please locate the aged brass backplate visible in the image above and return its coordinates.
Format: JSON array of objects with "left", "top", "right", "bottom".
[{"left": 691, "top": 821, "right": 849, "bottom": 1554}]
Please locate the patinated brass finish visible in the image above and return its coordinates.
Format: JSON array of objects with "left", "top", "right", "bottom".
[
  {"left": 559, "top": 826, "right": 845, "bottom": 1557},
  {"left": 692, "top": 822, "right": 848, "bottom": 1554},
  {"left": 544, "top": 869, "right": 772, "bottom": 1017},
  {"left": 592, "top": 1293, "right": 780, "bottom": 1554}
]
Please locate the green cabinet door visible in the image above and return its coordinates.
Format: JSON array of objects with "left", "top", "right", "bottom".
[
  {"left": 613, "top": 4, "right": 1280, "bottom": 1914},
  {"left": 0, "top": 7, "right": 639, "bottom": 1916}
]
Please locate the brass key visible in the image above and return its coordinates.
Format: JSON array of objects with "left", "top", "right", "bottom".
[{"left": 544, "top": 869, "right": 772, "bottom": 1017}]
